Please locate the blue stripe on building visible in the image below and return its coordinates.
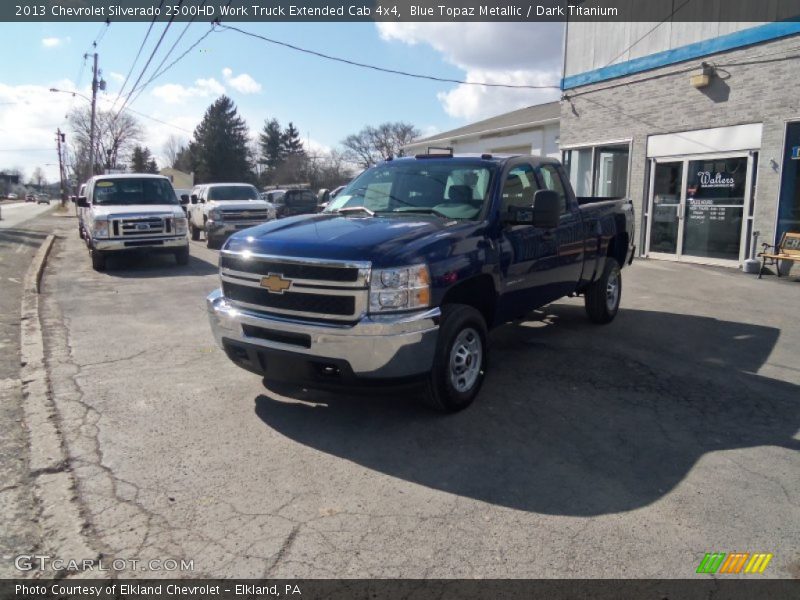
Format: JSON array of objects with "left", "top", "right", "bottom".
[{"left": 562, "top": 21, "right": 800, "bottom": 90}]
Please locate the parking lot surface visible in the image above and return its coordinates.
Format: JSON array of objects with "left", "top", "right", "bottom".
[{"left": 34, "top": 216, "right": 800, "bottom": 578}]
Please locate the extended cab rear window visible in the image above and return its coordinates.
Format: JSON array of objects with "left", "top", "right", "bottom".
[{"left": 93, "top": 178, "right": 178, "bottom": 206}]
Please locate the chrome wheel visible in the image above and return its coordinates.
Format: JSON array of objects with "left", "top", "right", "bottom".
[
  {"left": 449, "top": 327, "right": 483, "bottom": 393},
  {"left": 606, "top": 266, "right": 620, "bottom": 312}
]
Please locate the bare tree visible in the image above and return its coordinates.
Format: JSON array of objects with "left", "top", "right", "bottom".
[
  {"left": 341, "top": 122, "right": 420, "bottom": 169},
  {"left": 162, "top": 135, "right": 187, "bottom": 169},
  {"left": 68, "top": 107, "right": 144, "bottom": 180},
  {"left": 29, "top": 167, "right": 47, "bottom": 189}
]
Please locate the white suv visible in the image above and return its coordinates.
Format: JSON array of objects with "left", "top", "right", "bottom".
[
  {"left": 77, "top": 174, "right": 190, "bottom": 271},
  {"left": 188, "top": 183, "right": 275, "bottom": 249}
]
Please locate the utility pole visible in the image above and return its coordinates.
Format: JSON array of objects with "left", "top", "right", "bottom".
[
  {"left": 88, "top": 52, "right": 98, "bottom": 178},
  {"left": 56, "top": 129, "right": 66, "bottom": 206}
]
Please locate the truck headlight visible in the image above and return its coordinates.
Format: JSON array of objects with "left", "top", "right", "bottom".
[
  {"left": 93, "top": 219, "right": 109, "bottom": 239},
  {"left": 369, "top": 264, "right": 431, "bottom": 313},
  {"left": 175, "top": 216, "right": 188, "bottom": 235},
  {"left": 208, "top": 208, "right": 222, "bottom": 221}
]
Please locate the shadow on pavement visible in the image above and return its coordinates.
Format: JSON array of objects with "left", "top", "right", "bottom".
[
  {"left": 253, "top": 305, "right": 799, "bottom": 516},
  {"left": 0, "top": 228, "right": 49, "bottom": 249},
  {"left": 102, "top": 252, "right": 218, "bottom": 278}
]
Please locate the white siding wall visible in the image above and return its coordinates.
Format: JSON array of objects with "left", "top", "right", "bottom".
[
  {"left": 565, "top": 2, "right": 774, "bottom": 78},
  {"left": 405, "top": 123, "right": 560, "bottom": 159}
]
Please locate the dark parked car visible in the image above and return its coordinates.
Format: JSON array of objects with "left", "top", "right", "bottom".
[{"left": 277, "top": 189, "right": 320, "bottom": 218}]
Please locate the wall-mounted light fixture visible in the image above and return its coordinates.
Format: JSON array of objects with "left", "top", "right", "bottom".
[{"left": 690, "top": 62, "right": 715, "bottom": 89}]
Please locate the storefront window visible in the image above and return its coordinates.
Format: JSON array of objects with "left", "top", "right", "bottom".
[
  {"left": 594, "top": 145, "right": 629, "bottom": 197},
  {"left": 777, "top": 122, "right": 800, "bottom": 243},
  {"left": 682, "top": 157, "right": 747, "bottom": 260},
  {"left": 563, "top": 144, "right": 629, "bottom": 198}
]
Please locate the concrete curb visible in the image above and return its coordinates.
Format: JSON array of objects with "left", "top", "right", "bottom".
[{"left": 20, "top": 234, "right": 98, "bottom": 568}]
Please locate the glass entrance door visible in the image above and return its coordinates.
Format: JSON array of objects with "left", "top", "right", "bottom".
[
  {"left": 646, "top": 154, "right": 754, "bottom": 265},
  {"left": 648, "top": 161, "right": 684, "bottom": 256}
]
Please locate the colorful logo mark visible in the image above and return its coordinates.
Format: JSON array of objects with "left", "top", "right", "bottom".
[{"left": 696, "top": 552, "right": 773, "bottom": 574}]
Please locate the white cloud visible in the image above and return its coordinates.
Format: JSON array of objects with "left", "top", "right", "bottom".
[
  {"left": 42, "top": 36, "right": 70, "bottom": 48},
  {"left": 222, "top": 67, "right": 262, "bottom": 94},
  {"left": 377, "top": 23, "right": 562, "bottom": 120},
  {"left": 151, "top": 78, "right": 225, "bottom": 104},
  {"left": 108, "top": 72, "right": 125, "bottom": 83}
]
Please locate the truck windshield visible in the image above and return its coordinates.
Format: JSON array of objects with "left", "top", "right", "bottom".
[
  {"left": 325, "top": 160, "right": 495, "bottom": 220},
  {"left": 207, "top": 186, "right": 260, "bottom": 201},
  {"left": 93, "top": 178, "right": 178, "bottom": 205}
]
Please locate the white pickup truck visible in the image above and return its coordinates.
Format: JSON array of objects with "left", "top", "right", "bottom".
[
  {"left": 77, "top": 174, "right": 190, "bottom": 271},
  {"left": 188, "top": 183, "right": 276, "bottom": 249}
]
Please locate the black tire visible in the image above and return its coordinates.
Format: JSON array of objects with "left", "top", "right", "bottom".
[
  {"left": 206, "top": 235, "right": 220, "bottom": 250},
  {"left": 425, "top": 304, "right": 488, "bottom": 413},
  {"left": 174, "top": 246, "right": 189, "bottom": 265},
  {"left": 78, "top": 226, "right": 84, "bottom": 240},
  {"left": 90, "top": 248, "right": 106, "bottom": 271},
  {"left": 190, "top": 223, "right": 200, "bottom": 241},
  {"left": 584, "top": 259, "right": 622, "bottom": 324}
]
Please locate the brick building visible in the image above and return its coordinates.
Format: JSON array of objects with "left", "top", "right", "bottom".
[{"left": 560, "top": 19, "right": 800, "bottom": 268}]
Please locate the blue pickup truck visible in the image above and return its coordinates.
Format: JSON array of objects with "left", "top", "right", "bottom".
[{"left": 207, "top": 153, "right": 635, "bottom": 411}]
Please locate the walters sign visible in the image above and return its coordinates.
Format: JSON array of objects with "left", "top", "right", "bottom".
[{"left": 697, "top": 171, "right": 736, "bottom": 188}]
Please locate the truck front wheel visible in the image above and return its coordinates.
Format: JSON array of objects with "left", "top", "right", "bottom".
[
  {"left": 174, "top": 246, "right": 189, "bottom": 265},
  {"left": 585, "top": 259, "right": 621, "bottom": 324},
  {"left": 190, "top": 222, "right": 200, "bottom": 241},
  {"left": 90, "top": 248, "right": 106, "bottom": 271},
  {"left": 425, "top": 304, "right": 488, "bottom": 413}
]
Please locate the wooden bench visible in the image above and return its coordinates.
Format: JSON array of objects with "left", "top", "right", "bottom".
[{"left": 758, "top": 231, "right": 800, "bottom": 278}]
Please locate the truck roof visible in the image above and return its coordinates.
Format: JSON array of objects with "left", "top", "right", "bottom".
[
  {"left": 91, "top": 173, "right": 169, "bottom": 181},
  {"left": 389, "top": 153, "right": 560, "bottom": 167}
]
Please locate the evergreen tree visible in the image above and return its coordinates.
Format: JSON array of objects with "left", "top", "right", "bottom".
[
  {"left": 192, "top": 96, "right": 252, "bottom": 183},
  {"left": 282, "top": 122, "right": 305, "bottom": 156},
  {"left": 258, "top": 119, "right": 285, "bottom": 170},
  {"left": 130, "top": 145, "right": 157, "bottom": 173}
]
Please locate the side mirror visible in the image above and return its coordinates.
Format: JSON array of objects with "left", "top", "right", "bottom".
[
  {"left": 180, "top": 194, "right": 190, "bottom": 205},
  {"left": 190, "top": 194, "right": 198, "bottom": 204},
  {"left": 77, "top": 196, "right": 89, "bottom": 208},
  {"left": 532, "top": 190, "right": 561, "bottom": 229}
]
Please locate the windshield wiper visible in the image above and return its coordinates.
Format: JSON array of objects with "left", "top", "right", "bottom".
[
  {"left": 336, "top": 206, "right": 375, "bottom": 216},
  {"left": 391, "top": 207, "right": 450, "bottom": 219}
]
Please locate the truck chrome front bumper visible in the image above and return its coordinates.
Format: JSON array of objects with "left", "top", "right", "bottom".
[
  {"left": 206, "top": 220, "right": 268, "bottom": 238},
  {"left": 93, "top": 236, "right": 188, "bottom": 251},
  {"left": 206, "top": 289, "right": 440, "bottom": 380}
]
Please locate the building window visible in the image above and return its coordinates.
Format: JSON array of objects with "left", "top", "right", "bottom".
[{"left": 563, "top": 143, "right": 630, "bottom": 198}]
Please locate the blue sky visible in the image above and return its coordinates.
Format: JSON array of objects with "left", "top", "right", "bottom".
[{"left": 0, "top": 21, "right": 563, "bottom": 182}]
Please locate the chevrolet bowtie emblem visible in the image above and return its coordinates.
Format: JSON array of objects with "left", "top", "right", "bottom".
[{"left": 260, "top": 273, "right": 292, "bottom": 294}]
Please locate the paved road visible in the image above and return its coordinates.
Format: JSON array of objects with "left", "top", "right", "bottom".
[
  {"left": 0, "top": 202, "right": 55, "bottom": 230},
  {"left": 28, "top": 221, "right": 800, "bottom": 578}
]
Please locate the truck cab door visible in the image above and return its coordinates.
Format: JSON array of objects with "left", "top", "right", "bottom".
[
  {"left": 536, "top": 163, "right": 584, "bottom": 298},
  {"left": 496, "top": 162, "right": 561, "bottom": 319}
]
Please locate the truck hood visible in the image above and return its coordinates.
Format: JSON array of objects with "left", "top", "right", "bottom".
[
  {"left": 225, "top": 213, "right": 478, "bottom": 267},
  {"left": 206, "top": 199, "right": 271, "bottom": 211},
  {"left": 91, "top": 204, "right": 184, "bottom": 219}
]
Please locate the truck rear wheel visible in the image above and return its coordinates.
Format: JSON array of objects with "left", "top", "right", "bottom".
[
  {"left": 585, "top": 259, "right": 621, "bottom": 324},
  {"left": 425, "top": 304, "right": 488, "bottom": 413},
  {"left": 90, "top": 248, "right": 106, "bottom": 271},
  {"left": 190, "top": 223, "right": 200, "bottom": 241}
]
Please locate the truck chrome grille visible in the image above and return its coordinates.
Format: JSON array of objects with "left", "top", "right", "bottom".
[
  {"left": 110, "top": 215, "right": 172, "bottom": 238},
  {"left": 221, "top": 210, "right": 269, "bottom": 222},
  {"left": 222, "top": 282, "right": 356, "bottom": 316},
  {"left": 219, "top": 251, "right": 371, "bottom": 322}
]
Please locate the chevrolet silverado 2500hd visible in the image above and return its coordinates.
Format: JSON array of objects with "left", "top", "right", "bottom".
[
  {"left": 207, "top": 153, "right": 635, "bottom": 411},
  {"left": 78, "top": 174, "right": 190, "bottom": 271}
]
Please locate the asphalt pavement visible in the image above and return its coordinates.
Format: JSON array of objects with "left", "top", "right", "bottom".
[{"left": 7, "top": 211, "right": 800, "bottom": 578}]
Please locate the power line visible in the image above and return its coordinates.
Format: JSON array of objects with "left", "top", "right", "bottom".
[
  {"left": 109, "top": 2, "right": 165, "bottom": 114},
  {"left": 92, "top": 19, "right": 111, "bottom": 48},
  {"left": 218, "top": 24, "right": 562, "bottom": 90}
]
